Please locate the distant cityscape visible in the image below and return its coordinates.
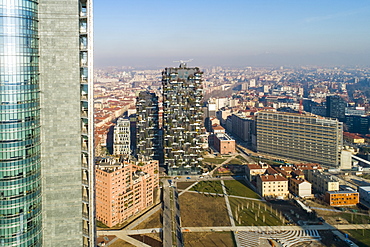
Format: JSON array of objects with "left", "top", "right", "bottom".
[
  {"left": 2, "top": 1, "right": 370, "bottom": 247},
  {"left": 94, "top": 64, "right": 370, "bottom": 246}
]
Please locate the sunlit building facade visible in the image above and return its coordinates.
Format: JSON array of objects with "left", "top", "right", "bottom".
[
  {"left": 0, "top": 1, "right": 95, "bottom": 246},
  {"left": 114, "top": 117, "right": 131, "bottom": 156},
  {"left": 257, "top": 111, "right": 343, "bottom": 167}
]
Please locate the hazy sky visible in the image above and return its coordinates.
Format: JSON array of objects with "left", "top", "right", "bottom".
[{"left": 94, "top": 0, "right": 370, "bottom": 68}]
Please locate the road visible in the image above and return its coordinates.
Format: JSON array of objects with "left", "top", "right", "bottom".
[{"left": 162, "top": 179, "right": 172, "bottom": 247}]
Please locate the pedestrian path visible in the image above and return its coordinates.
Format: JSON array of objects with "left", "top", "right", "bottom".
[
  {"left": 221, "top": 180, "right": 241, "bottom": 247},
  {"left": 178, "top": 181, "right": 198, "bottom": 196}
]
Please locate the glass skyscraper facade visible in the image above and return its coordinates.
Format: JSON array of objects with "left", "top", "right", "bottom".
[
  {"left": 0, "top": 0, "right": 95, "bottom": 246},
  {"left": 0, "top": 1, "right": 42, "bottom": 246}
]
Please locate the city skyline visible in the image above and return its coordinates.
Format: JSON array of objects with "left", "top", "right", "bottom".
[{"left": 94, "top": 0, "right": 370, "bottom": 68}]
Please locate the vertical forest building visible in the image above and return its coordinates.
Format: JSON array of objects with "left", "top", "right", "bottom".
[
  {"left": 136, "top": 91, "right": 161, "bottom": 161},
  {"left": 162, "top": 63, "right": 204, "bottom": 175}
]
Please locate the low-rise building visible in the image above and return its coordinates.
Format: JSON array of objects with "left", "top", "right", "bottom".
[
  {"left": 96, "top": 159, "right": 159, "bottom": 227},
  {"left": 245, "top": 163, "right": 268, "bottom": 181},
  {"left": 306, "top": 170, "right": 339, "bottom": 194},
  {"left": 294, "top": 163, "right": 324, "bottom": 179},
  {"left": 256, "top": 174, "right": 289, "bottom": 198},
  {"left": 358, "top": 186, "right": 370, "bottom": 205},
  {"left": 213, "top": 133, "right": 236, "bottom": 154},
  {"left": 289, "top": 178, "right": 312, "bottom": 198},
  {"left": 343, "top": 132, "right": 365, "bottom": 144},
  {"left": 324, "top": 191, "right": 359, "bottom": 206}
]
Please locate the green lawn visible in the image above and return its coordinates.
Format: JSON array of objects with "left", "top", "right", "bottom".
[
  {"left": 224, "top": 180, "right": 260, "bottom": 199},
  {"left": 359, "top": 174, "right": 370, "bottom": 180},
  {"left": 226, "top": 159, "right": 244, "bottom": 165},
  {"left": 339, "top": 212, "right": 370, "bottom": 224},
  {"left": 229, "top": 198, "right": 285, "bottom": 226},
  {"left": 345, "top": 229, "right": 370, "bottom": 247},
  {"left": 190, "top": 181, "right": 224, "bottom": 194},
  {"left": 203, "top": 158, "right": 227, "bottom": 164}
]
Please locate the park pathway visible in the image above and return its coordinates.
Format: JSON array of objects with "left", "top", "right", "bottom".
[
  {"left": 178, "top": 181, "right": 198, "bottom": 196},
  {"left": 209, "top": 154, "right": 238, "bottom": 176},
  {"left": 221, "top": 180, "right": 241, "bottom": 247}
]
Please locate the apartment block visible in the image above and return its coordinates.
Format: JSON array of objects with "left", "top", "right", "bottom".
[
  {"left": 324, "top": 191, "right": 359, "bottom": 206},
  {"left": 257, "top": 111, "right": 343, "bottom": 167},
  {"left": 359, "top": 186, "right": 370, "bottom": 205},
  {"left": 136, "top": 91, "right": 161, "bottom": 161},
  {"left": 96, "top": 159, "right": 159, "bottom": 227},
  {"left": 256, "top": 174, "right": 289, "bottom": 198},
  {"left": 162, "top": 63, "right": 204, "bottom": 175},
  {"left": 306, "top": 170, "right": 339, "bottom": 194},
  {"left": 289, "top": 178, "right": 312, "bottom": 198},
  {"left": 231, "top": 114, "right": 255, "bottom": 143},
  {"left": 114, "top": 117, "right": 131, "bottom": 155},
  {"left": 245, "top": 163, "right": 268, "bottom": 181}
]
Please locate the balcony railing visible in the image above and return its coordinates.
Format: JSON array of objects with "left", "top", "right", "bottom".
[
  {"left": 82, "top": 162, "right": 88, "bottom": 169},
  {"left": 82, "top": 212, "right": 89, "bottom": 219},
  {"left": 82, "top": 196, "right": 89, "bottom": 203},
  {"left": 81, "top": 142, "right": 88, "bottom": 152},
  {"left": 82, "top": 228, "right": 89, "bottom": 236}
]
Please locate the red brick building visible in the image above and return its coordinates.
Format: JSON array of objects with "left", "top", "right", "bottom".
[{"left": 213, "top": 133, "right": 236, "bottom": 154}]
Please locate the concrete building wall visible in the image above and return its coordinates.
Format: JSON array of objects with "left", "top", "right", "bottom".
[
  {"left": 289, "top": 179, "right": 312, "bottom": 198},
  {"left": 39, "top": 0, "right": 95, "bottom": 246},
  {"left": 39, "top": 1, "right": 83, "bottom": 246}
]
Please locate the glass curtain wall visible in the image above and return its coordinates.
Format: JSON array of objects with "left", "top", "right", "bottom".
[{"left": 0, "top": 0, "right": 42, "bottom": 246}]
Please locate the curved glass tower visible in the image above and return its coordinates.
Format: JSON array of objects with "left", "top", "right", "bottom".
[{"left": 0, "top": 0, "right": 42, "bottom": 246}]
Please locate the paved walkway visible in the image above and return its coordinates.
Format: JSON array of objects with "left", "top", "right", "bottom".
[
  {"left": 221, "top": 180, "right": 241, "bottom": 247},
  {"left": 98, "top": 231, "right": 152, "bottom": 247},
  {"left": 125, "top": 204, "right": 162, "bottom": 230},
  {"left": 209, "top": 154, "right": 238, "bottom": 176},
  {"left": 162, "top": 179, "right": 172, "bottom": 247},
  {"left": 221, "top": 180, "right": 235, "bottom": 227},
  {"left": 181, "top": 189, "right": 265, "bottom": 202},
  {"left": 98, "top": 223, "right": 370, "bottom": 236}
]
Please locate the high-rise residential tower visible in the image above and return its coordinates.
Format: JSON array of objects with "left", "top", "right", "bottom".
[
  {"left": 162, "top": 63, "right": 204, "bottom": 175},
  {"left": 136, "top": 91, "right": 161, "bottom": 161},
  {"left": 326, "top": 95, "right": 346, "bottom": 121},
  {"left": 113, "top": 117, "right": 131, "bottom": 156},
  {"left": 0, "top": 1, "right": 95, "bottom": 246}
]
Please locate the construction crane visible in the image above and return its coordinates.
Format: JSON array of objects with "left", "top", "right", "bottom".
[{"left": 173, "top": 59, "right": 193, "bottom": 68}]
